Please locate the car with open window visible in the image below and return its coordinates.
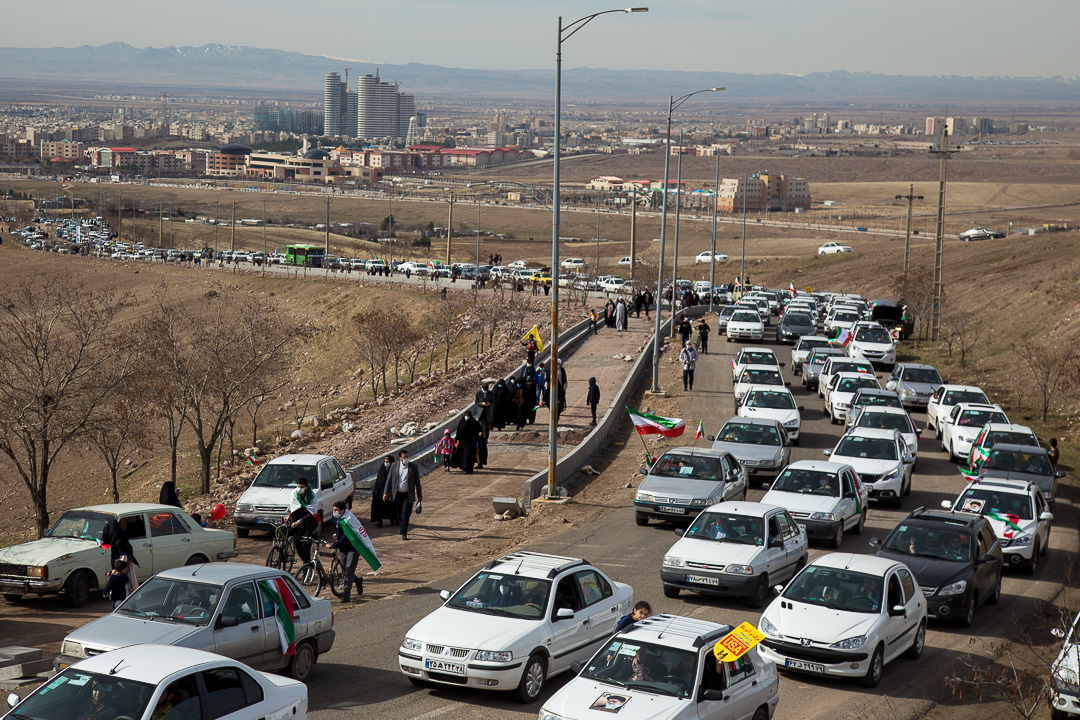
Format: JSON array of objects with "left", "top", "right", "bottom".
[
  {"left": 635, "top": 448, "right": 748, "bottom": 526},
  {"left": 761, "top": 461, "right": 868, "bottom": 547},
  {"left": 399, "top": 552, "right": 633, "bottom": 703}
]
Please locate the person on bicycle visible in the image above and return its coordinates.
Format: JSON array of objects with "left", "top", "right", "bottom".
[
  {"left": 330, "top": 500, "right": 365, "bottom": 604},
  {"left": 287, "top": 477, "right": 319, "bottom": 564}
]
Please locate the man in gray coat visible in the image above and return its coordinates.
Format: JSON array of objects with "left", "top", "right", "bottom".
[
  {"left": 475, "top": 381, "right": 495, "bottom": 439},
  {"left": 382, "top": 449, "right": 423, "bottom": 540}
]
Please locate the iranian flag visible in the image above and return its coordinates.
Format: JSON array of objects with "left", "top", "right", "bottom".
[
  {"left": 695, "top": 420, "right": 705, "bottom": 440},
  {"left": 733, "top": 277, "right": 742, "bottom": 288},
  {"left": 959, "top": 465, "right": 979, "bottom": 479},
  {"left": 337, "top": 511, "right": 382, "bottom": 572},
  {"left": 788, "top": 282, "right": 796, "bottom": 297},
  {"left": 259, "top": 578, "right": 296, "bottom": 656},
  {"left": 627, "top": 408, "right": 685, "bottom": 437},
  {"left": 831, "top": 327, "right": 853, "bottom": 346},
  {"left": 986, "top": 511, "right": 1023, "bottom": 538}
]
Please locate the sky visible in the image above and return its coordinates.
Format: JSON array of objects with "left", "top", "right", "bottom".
[{"left": 6, "top": 0, "right": 1078, "bottom": 78}]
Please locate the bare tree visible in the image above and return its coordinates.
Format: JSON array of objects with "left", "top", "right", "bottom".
[
  {"left": 0, "top": 280, "right": 137, "bottom": 537},
  {"left": 432, "top": 296, "right": 465, "bottom": 372},
  {"left": 353, "top": 309, "right": 394, "bottom": 398},
  {"left": 144, "top": 297, "right": 192, "bottom": 490},
  {"left": 85, "top": 380, "right": 156, "bottom": 503},
  {"left": 942, "top": 309, "right": 985, "bottom": 366},
  {"left": 1018, "top": 340, "right": 1074, "bottom": 422}
]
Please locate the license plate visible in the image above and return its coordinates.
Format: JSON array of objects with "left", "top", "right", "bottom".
[
  {"left": 657, "top": 506, "right": 687, "bottom": 515},
  {"left": 786, "top": 659, "right": 825, "bottom": 673},
  {"left": 742, "top": 460, "right": 759, "bottom": 467},
  {"left": 425, "top": 659, "right": 466, "bottom": 675},
  {"left": 686, "top": 574, "right": 720, "bottom": 586},
  {"left": 255, "top": 517, "right": 275, "bottom": 524}
]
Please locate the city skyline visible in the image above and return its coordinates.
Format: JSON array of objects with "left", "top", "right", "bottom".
[{"left": 3, "top": 0, "right": 1078, "bottom": 79}]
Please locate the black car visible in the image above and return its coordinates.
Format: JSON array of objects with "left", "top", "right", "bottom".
[
  {"left": 873, "top": 507, "right": 1002, "bottom": 628},
  {"left": 979, "top": 443, "right": 1065, "bottom": 508},
  {"left": 776, "top": 311, "right": 817, "bottom": 344}
]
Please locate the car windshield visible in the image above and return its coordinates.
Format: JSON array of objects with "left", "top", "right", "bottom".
[
  {"left": 116, "top": 576, "right": 222, "bottom": 626},
  {"left": 959, "top": 410, "right": 1008, "bottom": 427},
  {"left": 719, "top": 306, "right": 736, "bottom": 319},
  {"left": 857, "top": 413, "right": 911, "bottom": 434},
  {"left": 855, "top": 327, "right": 892, "bottom": 343},
  {"left": 784, "top": 313, "right": 814, "bottom": 326},
  {"left": 251, "top": 463, "right": 318, "bottom": 488},
  {"left": 783, "top": 566, "right": 883, "bottom": 613},
  {"left": 746, "top": 390, "right": 796, "bottom": 410},
  {"left": 447, "top": 572, "right": 551, "bottom": 620},
  {"left": 834, "top": 311, "right": 860, "bottom": 322},
  {"left": 772, "top": 468, "right": 840, "bottom": 496},
  {"left": 831, "top": 362, "right": 870, "bottom": 375},
  {"left": 985, "top": 430, "right": 1038, "bottom": 448},
  {"left": 855, "top": 393, "right": 901, "bottom": 408},
  {"left": 684, "top": 511, "right": 764, "bottom": 545},
  {"left": 838, "top": 377, "right": 879, "bottom": 393},
  {"left": 741, "top": 351, "right": 777, "bottom": 365},
  {"left": 717, "top": 422, "right": 781, "bottom": 446},
  {"left": 740, "top": 369, "right": 783, "bottom": 386},
  {"left": 10, "top": 668, "right": 156, "bottom": 720},
  {"left": 956, "top": 489, "right": 1033, "bottom": 521},
  {"left": 46, "top": 511, "right": 114, "bottom": 541},
  {"left": 835, "top": 436, "right": 898, "bottom": 461},
  {"left": 883, "top": 523, "right": 972, "bottom": 562},
  {"left": 651, "top": 452, "right": 725, "bottom": 480},
  {"left": 944, "top": 390, "right": 989, "bottom": 406},
  {"left": 731, "top": 312, "right": 759, "bottom": 323},
  {"left": 798, "top": 338, "right": 831, "bottom": 352},
  {"left": 984, "top": 449, "right": 1052, "bottom": 476},
  {"left": 582, "top": 638, "right": 697, "bottom": 699},
  {"left": 901, "top": 368, "right": 942, "bottom": 384}
]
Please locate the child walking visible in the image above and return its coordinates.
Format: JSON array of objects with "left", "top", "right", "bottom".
[
  {"left": 435, "top": 429, "right": 456, "bottom": 471},
  {"left": 586, "top": 377, "right": 600, "bottom": 426},
  {"left": 103, "top": 559, "right": 130, "bottom": 610}
]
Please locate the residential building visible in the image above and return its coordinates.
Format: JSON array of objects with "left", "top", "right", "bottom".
[
  {"left": 40, "top": 140, "right": 86, "bottom": 161},
  {"left": 323, "top": 72, "right": 350, "bottom": 137},
  {"left": 716, "top": 173, "right": 811, "bottom": 213},
  {"left": 357, "top": 71, "right": 415, "bottom": 140}
]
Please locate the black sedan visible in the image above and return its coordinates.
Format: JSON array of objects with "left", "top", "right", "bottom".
[{"left": 776, "top": 311, "right": 817, "bottom": 344}]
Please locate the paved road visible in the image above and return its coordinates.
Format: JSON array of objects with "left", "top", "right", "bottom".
[{"left": 297, "top": 320, "right": 1077, "bottom": 719}]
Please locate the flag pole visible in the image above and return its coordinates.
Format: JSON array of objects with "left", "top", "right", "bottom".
[{"left": 637, "top": 431, "right": 654, "bottom": 464}]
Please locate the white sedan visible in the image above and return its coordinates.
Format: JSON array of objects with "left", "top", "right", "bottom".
[
  {"left": 757, "top": 553, "right": 927, "bottom": 689},
  {"left": 739, "top": 386, "right": 803, "bottom": 442},
  {"left": 726, "top": 309, "right": 765, "bottom": 343},
  {"left": 3, "top": 646, "right": 307, "bottom": 720},
  {"left": 818, "top": 242, "right": 854, "bottom": 255},
  {"left": 926, "top": 385, "right": 991, "bottom": 436},
  {"left": 695, "top": 251, "right": 729, "bottom": 264},
  {"left": 939, "top": 403, "right": 1009, "bottom": 464}
]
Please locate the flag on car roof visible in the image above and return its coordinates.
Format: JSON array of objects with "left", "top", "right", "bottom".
[
  {"left": 733, "top": 277, "right": 742, "bottom": 288},
  {"left": 959, "top": 465, "right": 979, "bottom": 479},
  {"left": 337, "top": 511, "right": 382, "bottom": 572},
  {"left": 788, "top": 282, "right": 796, "bottom": 297},
  {"left": 627, "top": 408, "right": 685, "bottom": 437},
  {"left": 695, "top": 420, "right": 705, "bottom": 440},
  {"left": 258, "top": 578, "right": 296, "bottom": 656}
]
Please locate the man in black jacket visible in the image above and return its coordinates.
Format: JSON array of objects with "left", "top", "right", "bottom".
[{"left": 382, "top": 450, "right": 423, "bottom": 540}]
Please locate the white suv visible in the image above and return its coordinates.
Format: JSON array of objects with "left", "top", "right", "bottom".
[{"left": 399, "top": 552, "right": 633, "bottom": 703}]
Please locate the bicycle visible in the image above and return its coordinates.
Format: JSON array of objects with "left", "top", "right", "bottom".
[
  {"left": 265, "top": 521, "right": 297, "bottom": 573},
  {"left": 292, "top": 539, "right": 346, "bottom": 598}
]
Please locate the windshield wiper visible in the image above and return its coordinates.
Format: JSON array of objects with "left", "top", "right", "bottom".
[
  {"left": 624, "top": 680, "right": 679, "bottom": 697},
  {"left": 119, "top": 607, "right": 150, "bottom": 618}
]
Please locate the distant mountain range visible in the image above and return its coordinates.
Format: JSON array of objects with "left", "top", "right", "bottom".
[{"left": 0, "top": 42, "right": 1077, "bottom": 105}]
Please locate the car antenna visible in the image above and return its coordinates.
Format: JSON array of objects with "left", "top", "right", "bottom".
[
  {"left": 656, "top": 613, "right": 678, "bottom": 640},
  {"left": 108, "top": 659, "right": 124, "bottom": 676},
  {"left": 515, "top": 557, "right": 524, "bottom": 575},
  {"left": 191, "top": 563, "right": 204, "bottom": 576}
]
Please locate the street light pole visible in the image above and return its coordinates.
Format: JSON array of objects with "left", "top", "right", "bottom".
[
  {"left": 740, "top": 171, "right": 748, "bottom": 290},
  {"left": 709, "top": 150, "right": 719, "bottom": 312},
  {"left": 549, "top": 6, "right": 648, "bottom": 500},
  {"left": 594, "top": 190, "right": 601, "bottom": 281},
  {"left": 262, "top": 197, "right": 267, "bottom": 276},
  {"left": 669, "top": 130, "right": 684, "bottom": 337},
  {"left": 930, "top": 129, "right": 956, "bottom": 341}
]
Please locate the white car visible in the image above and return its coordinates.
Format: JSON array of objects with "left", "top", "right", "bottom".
[
  {"left": 734, "top": 366, "right": 787, "bottom": 408},
  {"left": 234, "top": 454, "right": 355, "bottom": 538},
  {"left": 561, "top": 257, "right": 588, "bottom": 270},
  {"left": 399, "top": 551, "right": 633, "bottom": 703},
  {"left": 927, "top": 385, "right": 991, "bottom": 436},
  {"left": 817, "top": 357, "right": 875, "bottom": 400},
  {"left": 1051, "top": 611, "right": 1080, "bottom": 719},
  {"left": 959, "top": 227, "right": 999, "bottom": 241},
  {"left": 739, "top": 386, "right": 803, "bottom": 442},
  {"left": 761, "top": 460, "right": 868, "bottom": 547},
  {"left": 3, "top": 646, "right": 307, "bottom": 720},
  {"left": 851, "top": 406, "right": 921, "bottom": 465},
  {"left": 662, "top": 501, "right": 808, "bottom": 607},
  {"left": 791, "top": 336, "right": 833, "bottom": 375},
  {"left": 539, "top": 614, "right": 779, "bottom": 720},
  {"left": 617, "top": 256, "right": 642, "bottom": 266},
  {"left": 508, "top": 260, "right": 529, "bottom": 269},
  {"left": 726, "top": 309, "right": 765, "bottom": 343},
  {"left": 824, "top": 308, "right": 862, "bottom": 336},
  {"left": 940, "top": 403, "right": 1010, "bottom": 463},
  {"left": 847, "top": 323, "right": 897, "bottom": 369},
  {"left": 818, "top": 242, "right": 854, "bottom": 255},
  {"left": 695, "top": 251, "right": 729, "bottom": 264},
  {"left": 824, "top": 372, "right": 882, "bottom": 425},
  {"left": 825, "top": 428, "right": 913, "bottom": 506},
  {"left": 942, "top": 478, "right": 1053, "bottom": 574},
  {"left": 599, "top": 277, "right": 628, "bottom": 293},
  {"left": 758, "top": 553, "right": 926, "bottom": 688},
  {"left": 731, "top": 346, "right": 782, "bottom": 384},
  {"left": 966, "top": 422, "right": 1040, "bottom": 471}
]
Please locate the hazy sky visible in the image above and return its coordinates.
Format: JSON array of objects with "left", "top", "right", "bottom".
[{"left": 7, "top": 0, "right": 1077, "bottom": 77}]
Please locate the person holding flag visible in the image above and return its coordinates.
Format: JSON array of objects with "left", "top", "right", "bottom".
[{"left": 330, "top": 500, "right": 381, "bottom": 603}]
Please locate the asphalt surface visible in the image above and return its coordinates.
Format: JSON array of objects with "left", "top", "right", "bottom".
[{"left": 298, "top": 319, "right": 1078, "bottom": 719}]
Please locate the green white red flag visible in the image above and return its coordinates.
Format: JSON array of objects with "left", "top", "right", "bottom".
[
  {"left": 831, "top": 327, "right": 853, "bottom": 346},
  {"left": 627, "top": 408, "right": 685, "bottom": 437},
  {"left": 338, "top": 510, "right": 382, "bottom": 572},
  {"left": 695, "top": 420, "right": 705, "bottom": 440},
  {"left": 258, "top": 577, "right": 296, "bottom": 656}
]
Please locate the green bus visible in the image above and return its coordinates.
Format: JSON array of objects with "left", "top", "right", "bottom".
[{"left": 285, "top": 244, "right": 325, "bottom": 267}]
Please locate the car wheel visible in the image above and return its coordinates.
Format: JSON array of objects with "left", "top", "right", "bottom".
[
  {"left": 752, "top": 707, "right": 769, "bottom": 720},
  {"left": 1026, "top": 544, "right": 1039, "bottom": 576},
  {"left": 904, "top": 621, "right": 926, "bottom": 660},
  {"left": 635, "top": 514, "right": 648, "bottom": 527},
  {"left": 663, "top": 584, "right": 680, "bottom": 599},
  {"left": 1053, "top": 709, "right": 1071, "bottom": 720},
  {"left": 1042, "top": 532, "right": 1051, "bottom": 556},
  {"left": 236, "top": 527, "right": 250, "bottom": 538},
  {"left": 185, "top": 554, "right": 208, "bottom": 566},
  {"left": 63, "top": 570, "right": 91, "bottom": 608},
  {"left": 853, "top": 511, "right": 866, "bottom": 535},
  {"left": 288, "top": 641, "right": 317, "bottom": 683},
  {"left": 904, "top": 476, "right": 912, "bottom": 496},
  {"left": 860, "top": 645, "right": 884, "bottom": 688},
  {"left": 746, "top": 576, "right": 768, "bottom": 609},
  {"left": 958, "top": 594, "right": 977, "bottom": 628},
  {"left": 3, "top": 593, "right": 23, "bottom": 603},
  {"left": 987, "top": 573, "right": 1002, "bottom": 605},
  {"left": 514, "top": 654, "right": 546, "bottom": 704},
  {"left": 829, "top": 522, "right": 844, "bottom": 548}
]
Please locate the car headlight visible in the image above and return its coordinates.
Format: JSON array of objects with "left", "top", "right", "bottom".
[
  {"left": 882, "top": 468, "right": 901, "bottom": 482},
  {"left": 475, "top": 650, "right": 513, "bottom": 662},
  {"left": 1010, "top": 534, "right": 1033, "bottom": 546},
  {"left": 635, "top": 492, "right": 654, "bottom": 503},
  {"left": 402, "top": 637, "right": 423, "bottom": 651},
  {"left": 759, "top": 616, "right": 780, "bottom": 637},
  {"left": 726, "top": 565, "right": 754, "bottom": 575},
  {"left": 830, "top": 635, "right": 867, "bottom": 650},
  {"left": 1054, "top": 666, "right": 1080, "bottom": 694},
  {"left": 27, "top": 565, "right": 48, "bottom": 579},
  {"left": 690, "top": 498, "right": 709, "bottom": 506},
  {"left": 539, "top": 710, "right": 569, "bottom": 720},
  {"left": 836, "top": 402, "right": 850, "bottom": 410},
  {"left": 938, "top": 579, "right": 968, "bottom": 596},
  {"left": 900, "top": 387, "right": 916, "bottom": 398},
  {"left": 784, "top": 419, "right": 800, "bottom": 428},
  {"left": 61, "top": 640, "right": 83, "bottom": 658},
  {"left": 236, "top": 504, "right": 253, "bottom": 513},
  {"left": 810, "top": 512, "right": 836, "bottom": 521},
  {"left": 664, "top": 556, "right": 685, "bottom": 568}
]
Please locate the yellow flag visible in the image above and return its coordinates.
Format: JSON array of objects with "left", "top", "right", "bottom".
[
  {"left": 713, "top": 622, "right": 765, "bottom": 662},
  {"left": 522, "top": 325, "right": 544, "bottom": 353}
]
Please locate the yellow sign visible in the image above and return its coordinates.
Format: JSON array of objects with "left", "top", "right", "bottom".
[
  {"left": 522, "top": 325, "right": 545, "bottom": 353},
  {"left": 713, "top": 622, "right": 765, "bottom": 662},
  {"left": 805, "top": 285, "right": 813, "bottom": 293}
]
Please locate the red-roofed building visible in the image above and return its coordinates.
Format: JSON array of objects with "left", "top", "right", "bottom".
[{"left": 88, "top": 147, "right": 136, "bottom": 169}]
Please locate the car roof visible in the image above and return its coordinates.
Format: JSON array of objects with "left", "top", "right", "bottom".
[
  {"left": 954, "top": 403, "right": 1003, "bottom": 412},
  {"left": 903, "top": 507, "right": 983, "bottom": 529},
  {"left": 796, "top": 335, "right": 831, "bottom": 343},
  {"left": 70, "top": 645, "right": 236, "bottom": 684},
  {"left": 724, "top": 416, "right": 782, "bottom": 427},
  {"left": 743, "top": 384, "right": 794, "bottom": 396},
  {"left": 983, "top": 423, "right": 1035, "bottom": 434},
  {"left": 75, "top": 503, "right": 192, "bottom": 515},
  {"left": 858, "top": 406, "right": 910, "bottom": 417},
  {"left": 964, "top": 478, "right": 1035, "bottom": 495},
  {"left": 738, "top": 346, "right": 775, "bottom": 355},
  {"left": 940, "top": 384, "right": 984, "bottom": 393},
  {"left": 155, "top": 562, "right": 288, "bottom": 584},
  {"left": 810, "top": 553, "right": 901, "bottom": 576},
  {"left": 264, "top": 453, "right": 334, "bottom": 465},
  {"left": 989, "top": 443, "right": 1048, "bottom": 455},
  {"left": 854, "top": 389, "right": 900, "bottom": 398},
  {"left": 784, "top": 460, "right": 851, "bottom": 473},
  {"left": 485, "top": 551, "right": 591, "bottom": 580},
  {"left": 896, "top": 363, "right": 938, "bottom": 372},
  {"left": 739, "top": 364, "right": 783, "bottom": 373},
  {"left": 704, "top": 501, "right": 786, "bottom": 517},
  {"left": 618, "top": 613, "right": 731, "bottom": 652}
]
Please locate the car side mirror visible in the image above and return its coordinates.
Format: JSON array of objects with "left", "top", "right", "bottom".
[
  {"left": 888, "top": 604, "right": 906, "bottom": 617},
  {"left": 779, "top": 362, "right": 786, "bottom": 368},
  {"left": 797, "top": 406, "right": 805, "bottom": 412},
  {"left": 885, "top": 381, "right": 897, "bottom": 391},
  {"left": 707, "top": 435, "right": 715, "bottom": 441},
  {"left": 7, "top": 693, "right": 20, "bottom": 709},
  {"left": 940, "top": 500, "right": 952, "bottom": 510},
  {"left": 440, "top": 589, "right": 452, "bottom": 601},
  {"left": 674, "top": 528, "right": 684, "bottom": 537},
  {"left": 903, "top": 455, "right": 914, "bottom": 464},
  {"left": 1040, "top": 512, "right": 1055, "bottom": 522},
  {"left": 785, "top": 381, "right": 792, "bottom": 387},
  {"left": 1056, "top": 471, "right": 1067, "bottom": 478},
  {"left": 1052, "top": 628, "right": 1066, "bottom": 639},
  {"left": 217, "top": 614, "right": 239, "bottom": 629},
  {"left": 701, "top": 689, "right": 726, "bottom": 702},
  {"left": 557, "top": 608, "right": 575, "bottom": 619},
  {"left": 570, "top": 661, "right": 584, "bottom": 674},
  {"left": 772, "top": 584, "right": 785, "bottom": 596},
  {"left": 868, "top": 537, "right": 881, "bottom": 548},
  {"left": 768, "top": 536, "right": 784, "bottom": 549},
  {"left": 821, "top": 449, "right": 831, "bottom": 457},
  {"left": 978, "top": 553, "right": 997, "bottom": 565}
]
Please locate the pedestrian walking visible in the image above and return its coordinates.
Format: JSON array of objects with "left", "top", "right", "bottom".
[
  {"left": 370, "top": 456, "right": 398, "bottom": 528},
  {"left": 680, "top": 341, "right": 698, "bottom": 391},
  {"left": 643, "top": 290, "right": 653, "bottom": 319},
  {"left": 158, "top": 480, "right": 181, "bottom": 509},
  {"left": 588, "top": 308, "right": 599, "bottom": 334},
  {"left": 586, "top": 377, "right": 600, "bottom": 426},
  {"left": 696, "top": 317, "right": 710, "bottom": 354},
  {"left": 523, "top": 336, "right": 538, "bottom": 366},
  {"left": 102, "top": 559, "right": 130, "bottom": 610},
  {"left": 330, "top": 500, "right": 369, "bottom": 603},
  {"left": 475, "top": 381, "right": 495, "bottom": 439},
  {"left": 615, "top": 298, "right": 628, "bottom": 332},
  {"left": 435, "top": 430, "right": 455, "bottom": 471},
  {"left": 382, "top": 450, "right": 422, "bottom": 540},
  {"left": 604, "top": 299, "right": 616, "bottom": 328},
  {"left": 101, "top": 516, "right": 140, "bottom": 592},
  {"left": 1049, "top": 438, "right": 1060, "bottom": 467},
  {"left": 678, "top": 316, "right": 693, "bottom": 345}
]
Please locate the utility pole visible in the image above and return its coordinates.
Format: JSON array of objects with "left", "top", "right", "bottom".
[
  {"left": 445, "top": 191, "right": 453, "bottom": 265},
  {"left": 594, "top": 191, "right": 601, "bottom": 281},
  {"left": 262, "top": 198, "right": 267, "bottom": 276},
  {"left": 325, "top": 195, "right": 331, "bottom": 276},
  {"left": 670, "top": 130, "right": 683, "bottom": 337},
  {"left": 740, "top": 171, "right": 748, "bottom": 291},
  {"left": 629, "top": 189, "right": 637, "bottom": 284},
  {"left": 388, "top": 189, "right": 394, "bottom": 268},
  {"left": 709, "top": 150, "right": 720, "bottom": 312},
  {"left": 131, "top": 200, "right": 136, "bottom": 245},
  {"left": 230, "top": 201, "right": 236, "bottom": 251},
  {"left": 930, "top": 129, "right": 956, "bottom": 341},
  {"left": 895, "top": 184, "right": 924, "bottom": 301},
  {"left": 158, "top": 203, "right": 163, "bottom": 247},
  {"left": 475, "top": 199, "right": 481, "bottom": 291}
]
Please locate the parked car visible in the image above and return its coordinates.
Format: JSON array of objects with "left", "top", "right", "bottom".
[
  {"left": 56, "top": 562, "right": 335, "bottom": 682},
  {"left": 792, "top": 336, "right": 833, "bottom": 375},
  {"left": 399, "top": 551, "right": 633, "bottom": 703},
  {"left": 726, "top": 309, "right": 765, "bottom": 343},
  {"left": 761, "top": 460, "right": 868, "bottom": 547},
  {"left": 872, "top": 507, "right": 1002, "bottom": 627},
  {"left": 0, "top": 504, "right": 237, "bottom": 607},
  {"left": 234, "top": 454, "right": 354, "bottom": 538},
  {"left": 695, "top": 251, "right": 729, "bottom": 264},
  {"left": 1050, "top": 611, "right": 1080, "bottom": 719},
  {"left": 561, "top": 257, "right": 587, "bottom": 270},
  {"left": 927, "top": 385, "right": 991, "bottom": 436},
  {"left": 824, "top": 428, "right": 913, "bottom": 506},
  {"left": 710, "top": 417, "right": 792, "bottom": 482},
  {"left": 635, "top": 448, "right": 748, "bottom": 525},
  {"left": 959, "top": 227, "right": 1003, "bottom": 241},
  {"left": 538, "top": 614, "right": 779, "bottom": 720},
  {"left": 617, "top": 256, "right": 642, "bottom": 266},
  {"left": 758, "top": 553, "right": 926, "bottom": 688},
  {"left": 977, "top": 443, "right": 1065, "bottom": 508},
  {"left": 818, "top": 242, "right": 854, "bottom": 255},
  {"left": 942, "top": 478, "right": 1053, "bottom": 574},
  {"left": 4, "top": 646, "right": 308, "bottom": 720},
  {"left": 662, "top": 501, "right": 808, "bottom": 607},
  {"left": 885, "top": 363, "right": 944, "bottom": 409},
  {"left": 738, "top": 387, "right": 803, "bottom": 443},
  {"left": 940, "top": 403, "right": 1010, "bottom": 463}
]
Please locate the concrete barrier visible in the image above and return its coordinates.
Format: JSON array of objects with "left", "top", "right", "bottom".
[{"left": 521, "top": 306, "right": 709, "bottom": 509}]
